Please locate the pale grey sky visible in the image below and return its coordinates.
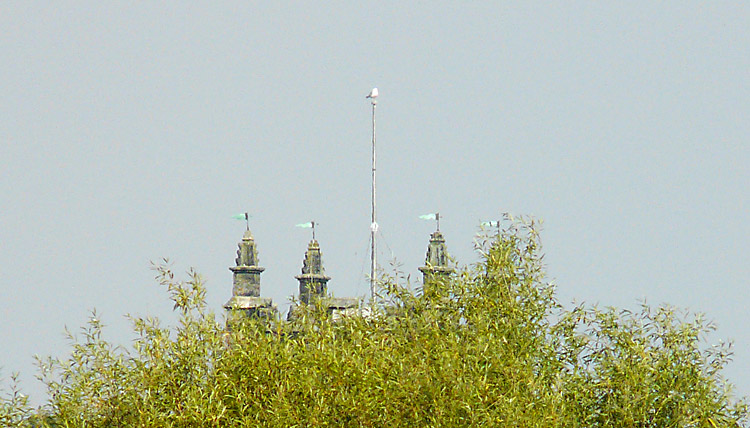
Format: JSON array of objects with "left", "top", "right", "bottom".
[{"left": 1, "top": 2, "right": 748, "bottom": 403}]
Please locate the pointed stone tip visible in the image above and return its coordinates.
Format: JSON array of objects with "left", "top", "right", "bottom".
[
  {"left": 430, "top": 231, "right": 446, "bottom": 242},
  {"left": 242, "top": 229, "right": 254, "bottom": 240}
]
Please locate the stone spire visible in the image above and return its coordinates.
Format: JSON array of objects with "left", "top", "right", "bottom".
[
  {"left": 295, "top": 239, "right": 331, "bottom": 304},
  {"left": 288, "top": 239, "right": 359, "bottom": 321},
  {"left": 224, "top": 229, "right": 276, "bottom": 319},
  {"left": 418, "top": 230, "right": 454, "bottom": 287},
  {"left": 230, "top": 229, "right": 264, "bottom": 296}
]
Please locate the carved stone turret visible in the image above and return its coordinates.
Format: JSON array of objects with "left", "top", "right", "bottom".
[
  {"left": 288, "top": 239, "right": 359, "bottom": 320},
  {"left": 295, "top": 240, "right": 331, "bottom": 304},
  {"left": 418, "top": 231, "right": 454, "bottom": 288},
  {"left": 230, "top": 229, "right": 264, "bottom": 296},
  {"left": 224, "top": 229, "right": 276, "bottom": 319}
]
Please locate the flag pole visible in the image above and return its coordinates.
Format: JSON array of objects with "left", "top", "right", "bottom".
[{"left": 369, "top": 92, "right": 377, "bottom": 303}]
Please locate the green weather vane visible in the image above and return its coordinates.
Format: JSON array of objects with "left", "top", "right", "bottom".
[
  {"left": 295, "top": 221, "right": 317, "bottom": 240},
  {"left": 419, "top": 212, "right": 441, "bottom": 231},
  {"left": 480, "top": 219, "right": 502, "bottom": 233},
  {"left": 232, "top": 212, "right": 251, "bottom": 230}
]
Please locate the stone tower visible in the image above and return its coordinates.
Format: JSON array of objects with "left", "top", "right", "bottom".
[
  {"left": 295, "top": 239, "right": 331, "bottom": 304},
  {"left": 418, "top": 230, "right": 454, "bottom": 289},
  {"left": 288, "top": 239, "right": 359, "bottom": 320},
  {"left": 224, "top": 229, "right": 276, "bottom": 318}
]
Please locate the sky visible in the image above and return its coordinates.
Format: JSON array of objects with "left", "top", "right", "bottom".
[{"left": 1, "top": 2, "right": 748, "bottom": 404}]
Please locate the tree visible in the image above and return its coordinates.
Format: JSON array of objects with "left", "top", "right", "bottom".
[{"left": 3, "top": 217, "right": 747, "bottom": 427}]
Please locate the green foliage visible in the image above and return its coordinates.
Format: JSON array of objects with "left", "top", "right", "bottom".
[
  {"left": 2, "top": 217, "right": 747, "bottom": 427},
  {"left": 0, "top": 372, "right": 32, "bottom": 427},
  {"left": 570, "top": 305, "right": 747, "bottom": 427}
]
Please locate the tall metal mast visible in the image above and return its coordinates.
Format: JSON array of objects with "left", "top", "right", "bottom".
[{"left": 366, "top": 87, "right": 378, "bottom": 302}]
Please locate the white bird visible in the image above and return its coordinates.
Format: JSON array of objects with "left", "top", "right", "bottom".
[{"left": 366, "top": 87, "right": 378, "bottom": 99}]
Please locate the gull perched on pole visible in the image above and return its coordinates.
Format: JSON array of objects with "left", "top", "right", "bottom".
[{"left": 366, "top": 87, "right": 378, "bottom": 99}]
